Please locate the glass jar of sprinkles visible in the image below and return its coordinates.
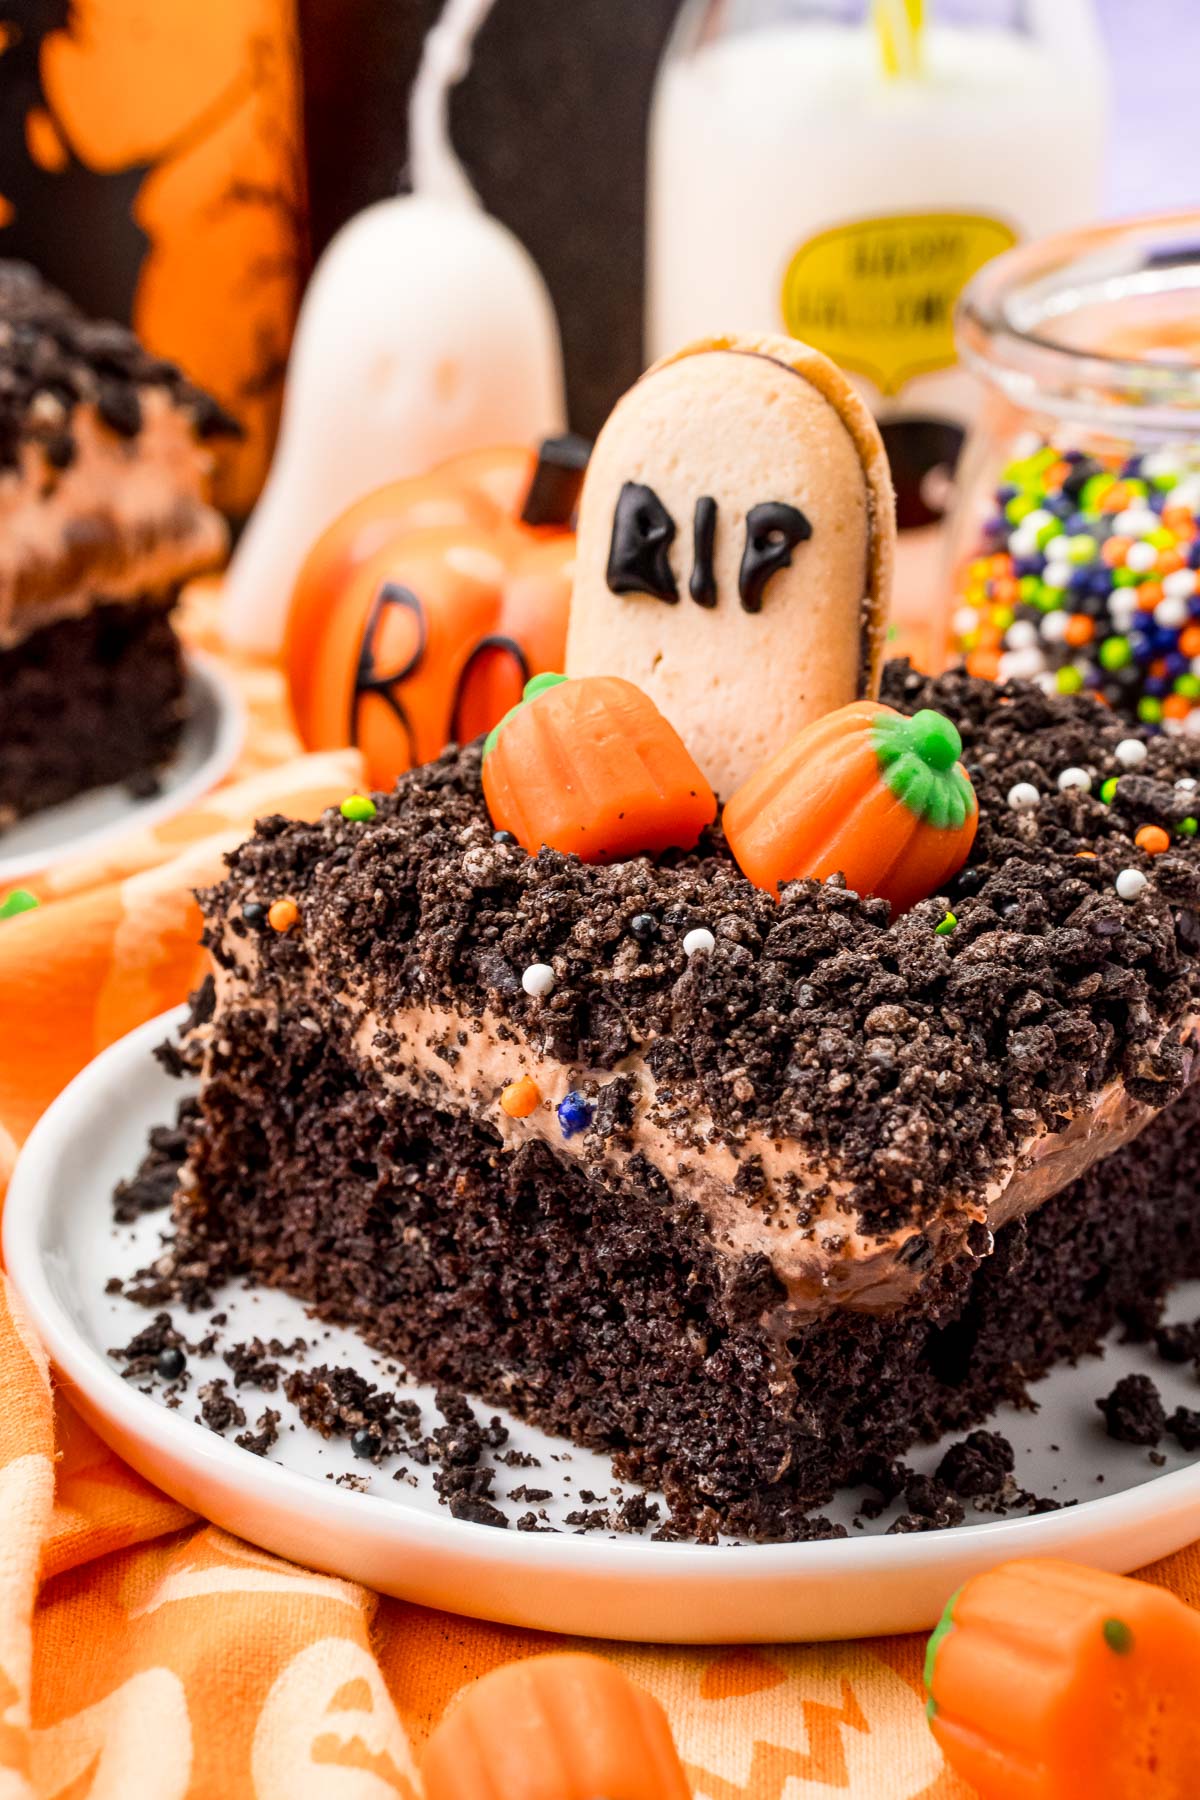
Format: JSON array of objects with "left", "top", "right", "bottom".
[{"left": 943, "top": 213, "right": 1200, "bottom": 733}]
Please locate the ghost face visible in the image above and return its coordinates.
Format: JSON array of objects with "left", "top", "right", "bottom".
[{"left": 565, "top": 350, "right": 872, "bottom": 799}]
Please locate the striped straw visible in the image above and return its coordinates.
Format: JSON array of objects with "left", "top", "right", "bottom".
[{"left": 873, "top": 0, "right": 925, "bottom": 78}]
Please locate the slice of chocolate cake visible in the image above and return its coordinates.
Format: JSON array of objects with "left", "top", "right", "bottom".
[
  {"left": 0, "top": 262, "right": 237, "bottom": 830},
  {"left": 168, "top": 663, "right": 1200, "bottom": 1539}
]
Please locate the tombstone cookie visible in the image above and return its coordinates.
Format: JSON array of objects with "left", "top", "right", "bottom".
[{"left": 564, "top": 333, "right": 895, "bottom": 798}]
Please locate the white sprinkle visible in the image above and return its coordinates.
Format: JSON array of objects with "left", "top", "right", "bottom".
[
  {"left": 1034, "top": 672, "right": 1059, "bottom": 696},
  {"left": 998, "top": 648, "right": 1046, "bottom": 682},
  {"left": 1185, "top": 711, "right": 1200, "bottom": 736},
  {"left": 1154, "top": 596, "right": 1190, "bottom": 630},
  {"left": 1116, "top": 868, "right": 1148, "bottom": 901},
  {"left": 1040, "top": 610, "right": 1070, "bottom": 642},
  {"left": 1144, "top": 450, "right": 1183, "bottom": 480},
  {"left": 1008, "top": 524, "right": 1040, "bottom": 558},
  {"left": 1176, "top": 777, "right": 1198, "bottom": 793},
  {"left": 1163, "top": 568, "right": 1198, "bottom": 600},
  {"left": 1021, "top": 508, "right": 1055, "bottom": 535},
  {"left": 952, "top": 606, "right": 979, "bottom": 637},
  {"left": 1057, "top": 766, "right": 1092, "bottom": 794},
  {"left": 1113, "top": 507, "right": 1158, "bottom": 538},
  {"left": 1004, "top": 620, "right": 1039, "bottom": 650},
  {"left": 521, "top": 961, "right": 555, "bottom": 998},
  {"left": 1125, "top": 540, "right": 1159, "bottom": 574},
  {"left": 1042, "top": 558, "right": 1072, "bottom": 590},
  {"left": 1114, "top": 737, "right": 1148, "bottom": 769},
  {"left": 1007, "top": 782, "right": 1040, "bottom": 812},
  {"left": 683, "top": 927, "right": 716, "bottom": 957}
]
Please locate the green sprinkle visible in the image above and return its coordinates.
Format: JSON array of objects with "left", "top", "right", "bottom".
[
  {"left": 1034, "top": 586, "right": 1061, "bottom": 613},
  {"left": 1112, "top": 566, "right": 1141, "bottom": 587},
  {"left": 1175, "top": 674, "right": 1200, "bottom": 700},
  {"left": 1005, "top": 493, "right": 1036, "bottom": 525},
  {"left": 1066, "top": 533, "right": 1097, "bottom": 565},
  {"left": 1139, "top": 696, "right": 1165, "bottom": 724},
  {"left": 0, "top": 888, "right": 39, "bottom": 920},
  {"left": 935, "top": 911, "right": 958, "bottom": 937},
  {"left": 1179, "top": 817, "right": 1198, "bottom": 837},
  {"left": 886, "top": 623, "right": 899, "bottom": 641},
  {"left": 1101, "top": 777, "right": 1120, "bottom": 804},
  {"left": 1103, "top": 1617, "right": 1134, "bottom": 1655},
  {"left": 1148, "top": 526, "right": 1177, "bottom": 549},
  {"left": 1123, "top": 478, "right": 1149, "bottom": 500},
  {"left": 1099, "top": 635, "right": 1132, "bottom": 671},
  {"left": 1056, "top": 666, "right": 1084, "bottom": 694},
  {"left": 1018, "top": 575, "right": 1041, "bottom": 603},
  {"left": 1082, "top": 473, "right": 1115, "bottom": 511},
  {"left": 1152, "top": 472, "right": 1179, "bottom": 493},
  {"left": 1035, "top": 519, "right": 1063, "bottom": 551},
  {"left": 339, "top": 794, "right": 377, "bottom": 822}
]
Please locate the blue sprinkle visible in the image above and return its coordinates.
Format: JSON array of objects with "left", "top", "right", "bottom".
[
  {"left": 996, "top": 483, "right": 1019, "bottom": 504},
  {"left": 1152, "top": 627, "right": 1180, "bottom": 654},
  {"left": 1066, "top": 512, "right": 1093, "bottom": 534},
  {"left": 1122, "top": 455, "right": 1144, "bottom": 478},
  {"left": 982, "top": 515, "right": 1007, "bottom": 541},
  {"left": 1129, "top": 630, "right": 1154, "bottom": 660},
  {"left": 1144, "top": 675, "right": 1170, "bottom": 698},
  {"left": 1189, "top": 542, "right": 1200, "bottom": 571},
  {"left": 1012, "top": 554, "right": 1044, "bottom": 578},
  {"left": 1083, "top": 666, "right": 1105, "bottom": 688},
  {"left": 1188, "top": 594, "right": 1200, "bottom": 619},
  {"left": 1166, "top": 651, "right": 1190, "bottom": 677},
  {"left": 1149, "top": 490, "right": 1166, "bottom": 513},
  {"left": 1088, "top": 569, "right": 1114, "bottom": 597},
  {"left": 1069, "top": 566, "right": 1094, "bottom": 593},
  {"left": 557, "top": 1090, "right": 595, "bottom": 1139},
  {"left": 1046, "top": 495, "right": 1074, "bottom": 519}
]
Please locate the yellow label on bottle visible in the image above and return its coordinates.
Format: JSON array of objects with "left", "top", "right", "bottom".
[{"left": 780, "top": 211, "right": 1017, "bottom": 397}]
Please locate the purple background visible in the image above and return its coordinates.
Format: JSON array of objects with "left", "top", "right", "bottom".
[{"left": 1099, "top": 0, "right": 1197, "bottom": 217}]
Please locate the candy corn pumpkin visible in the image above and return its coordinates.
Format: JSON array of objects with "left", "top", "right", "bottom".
[
  {"left": 284, "top": 443, "right": 579, "bottom": 789},
  {"left": 483, "top": 673, "right": 717, "bottom": 862},
  {"left": 422, "top": 1652, "right": 690, "bottom": 1800},
  {"left": 722, "top": 701, "right": 977, "bottom": 913},
  {"left": 925, "top": 1559, "right": 1200, "bottom": 1798}
]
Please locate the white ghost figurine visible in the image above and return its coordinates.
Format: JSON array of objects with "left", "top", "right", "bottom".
[
  {"left": 222, "top": 0, "right": 565, "bottom": 656},
  {"left": 565, "top": 332, "right": 896, "bottom": 799}
]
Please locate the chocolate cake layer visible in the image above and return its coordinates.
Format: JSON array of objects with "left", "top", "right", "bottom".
[
  {"left": 171, "top": 992, "right": 1200, "bottom": 1538},
  {"left": 0, "top": 592, "right": 186, "bottom": 829}
]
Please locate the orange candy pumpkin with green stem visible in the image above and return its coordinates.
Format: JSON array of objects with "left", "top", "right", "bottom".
[
  {"left": 483, "top": 673, "right": 717, "bottom": 862},
  {"left": 422, "top": 1652, "right": 690, "bottom": 1800},
  {"left": 722, "top": 700, "right": 978, "bottom": 913},
  {"left": 284, "top": 442, "right": 580, "bottom": 788},
  {"left": 925, "top": 1558, "right": 1200, "bottom": 1798}
]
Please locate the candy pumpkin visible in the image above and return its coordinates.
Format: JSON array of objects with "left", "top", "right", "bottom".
[
  {"left": 722, "top": 701, "right": 978, "bottom": 912},
  {"left": 925, "top": 1558, "right": 1200, "bottom": 1798},
  {"left": 483, "top": 672, "right": 717, "bottom": 861},
  {"left": 284, "top": 440, "right": 584, "bottom": 787},
  {"left": 422, "top": 1652, "right": 690, "bottom": 1800}
]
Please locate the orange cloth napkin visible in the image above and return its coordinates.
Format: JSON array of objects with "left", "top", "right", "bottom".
[{"left": 1, "top": 589, "right": 1198, "bottom": 1799}]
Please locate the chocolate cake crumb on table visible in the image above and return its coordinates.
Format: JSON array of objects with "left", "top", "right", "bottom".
[
  {"left": 0, "top": 262, "right": 236, "bottom": 831},
  {"left": 156, "top": 662, "right": 1200, "bottom": 1540}
]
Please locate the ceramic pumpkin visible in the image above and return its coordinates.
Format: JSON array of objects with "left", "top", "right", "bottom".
[
  {"left": 722, "top": 701, "right": 977, "bottom": 912},
  {"left": 422, "top": 1652, "right": 690, "bottom": 1800},
  {"left": 925, "top": 1559, "right": 1200, "bottom": 1798},
  {"left": 284, "top": 441, "right": 582, "bottom": 787},
  {"left": 482, "top": 672, "right": 717, "bottom": 861}
]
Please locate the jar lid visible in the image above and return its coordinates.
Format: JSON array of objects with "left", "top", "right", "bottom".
[{"left": 957, "top": 212, "right": 1200, "bottom": 440}]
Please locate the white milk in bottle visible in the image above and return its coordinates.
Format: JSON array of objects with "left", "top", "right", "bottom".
[{"left": 646, "top": 0, "right": 1109, "bottom": 591}]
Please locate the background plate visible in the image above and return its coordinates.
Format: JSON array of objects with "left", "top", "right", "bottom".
[
  {"left": 7, "top": 1007, "right": 1200, "bottom": 1644},
  {"left": 0, "top": 653, "right": 244, "bottom": 884}
]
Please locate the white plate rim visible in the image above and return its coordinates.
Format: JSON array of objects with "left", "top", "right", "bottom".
[
  {"left": 7, "top": 1005, "right": 1200, "bottom": 1641},
  {"left": 0, "top": 650, "right": 245, "bottom": 884}
]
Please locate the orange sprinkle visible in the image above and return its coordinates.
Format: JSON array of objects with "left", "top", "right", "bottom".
[
  {"left": 1100, "top": 482, "right": 1130, "bottom": 513},
  {"left": 1136, "top": 580, "right": 1164, "bottom": 612},
  {"left": 1150, "top": 658, "right": 1169, "bottom": 680},
  {"left": 1063, "top": 613, "right": 1094, "bottom": 647},
  {"left": 1076, "top": 850, "right": 1097, "bottom": 859},
  {"left": 1163, "top": 505, "right": 1195, "bottom": 532},
  {"left": 1163, "top": 695, "right": 1192, "bottom": 722},
  {"left": 500, "top": 1075, "right": 540, "bottom": 1119},
  {"left": 966, "top": 649, "right": 1000, "bottom": 680},
  {"left": 1181, "top": 624, "right": 1200, "bottom": 658},
  {"left": 268, "top": 898, "right": 299, "bottom": 933},
  {"left": 976, "top": 621, "right": 1003, "bottom": 651},
  {"left": 1157, "top": 549, "right": 1186, "bottom": 577},
  {"left": 1136, "top": 825, "right": 1171, "bottom": 855},
  {"left": 1102, "top": 535, "right": 1133, "bottom": 567},
  {"left": 990, "top": 576, "right": 1019, "bottom": 607},
  {"left": 988, "top": 553, "right": 1014, "bottom": 578},
  {"left": 1043, "top": 460, "right": 1070, "bottom": 489}
]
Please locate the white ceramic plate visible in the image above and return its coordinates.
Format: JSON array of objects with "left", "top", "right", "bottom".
[
  {"left": 0, "top": 653, "right": 244, "bottom": 884},
  {"left": 7, "top": 1006, "right": 1200, "bottom": 1644}
]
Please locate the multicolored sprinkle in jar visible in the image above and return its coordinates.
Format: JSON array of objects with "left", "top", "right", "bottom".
[{"left": 952, "top": 443, "right": 1200, "bottom": 734}]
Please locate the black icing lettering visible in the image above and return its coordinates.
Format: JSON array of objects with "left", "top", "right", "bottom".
[
  {"left": 606, "top": 481, "right": 678, "bottom": 603},
  {"left": 738, "top": 502, "right": 813, "bottom": 613},
  {"left": 689, "top": 495, "right": 718, "bottom": 607}
]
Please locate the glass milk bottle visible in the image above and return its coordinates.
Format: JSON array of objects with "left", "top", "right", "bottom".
[{"left": 646, "top": 0, "right": 1109, "bottom": 552}]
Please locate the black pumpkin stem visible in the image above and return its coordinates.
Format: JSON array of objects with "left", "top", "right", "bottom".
[{"left": 520, "top": 433, "right": 591, "bottom": 527}]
